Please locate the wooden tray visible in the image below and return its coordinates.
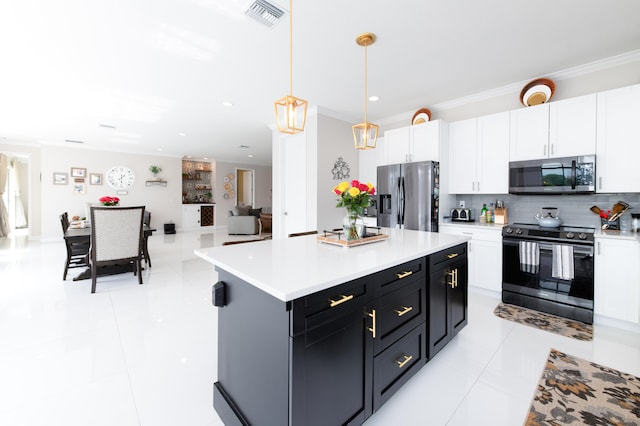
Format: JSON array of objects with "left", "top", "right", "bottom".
[{"left": 317, "top": 228, "right": 388, "bottom": 247}]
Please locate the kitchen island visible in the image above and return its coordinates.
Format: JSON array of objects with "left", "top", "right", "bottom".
[{"left": 195, "top": 228, "right": 470, "bottom": 425}]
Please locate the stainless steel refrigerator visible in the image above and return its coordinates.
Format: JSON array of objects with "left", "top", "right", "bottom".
[{"left": 377, "top": 161, "right": 439, "bottom": 231}]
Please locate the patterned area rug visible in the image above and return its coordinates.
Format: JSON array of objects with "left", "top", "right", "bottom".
[
  {"left": 494, "top": 303, "right": 593, "bottom": 341},
  {"left": 526, "top": 348, "right": 640, "bottom": 425}
]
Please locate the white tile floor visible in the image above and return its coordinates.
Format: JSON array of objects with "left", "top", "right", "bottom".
[{"left": 1, "top": 229, "right": 639, "bottom": 426}]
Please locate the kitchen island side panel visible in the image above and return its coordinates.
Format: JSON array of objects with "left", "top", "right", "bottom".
[{"left": 214, "top": 269, "right": 291, "bottom": 425}]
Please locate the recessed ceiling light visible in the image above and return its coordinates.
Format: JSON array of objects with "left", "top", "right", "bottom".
[
  {"left": 222, "top": 101, "right": 233, "bottom": 107},
  {"left": 156, "top": 148, "right": 163, "bottom": 151},
  {"left": 369, "top": 95, "right": 380, "bottom": 102},
  {"left": 203, "top": 157, "right": 208, "bottom": 160},
  {"left": 179, "top": 132, "right": 186, "bottom": 136},
  {"left": 248, "top": 154, "right": 254, "bottom": 158},
  {"left": 186, "top": 155, "right": 192, "bottom": 158}
]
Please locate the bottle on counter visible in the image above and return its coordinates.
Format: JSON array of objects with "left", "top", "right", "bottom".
[
  {"left": 480, "top": 204, "right": 487, "bottom": 223},
  {"left": 488, "top": 202, "right": 495, "bottom": 223}
]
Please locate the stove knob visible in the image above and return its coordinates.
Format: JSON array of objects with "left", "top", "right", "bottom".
[
  {"left": 505, "top": 228, "right": 513, "bottom": 234},
  {"left": 578, "top": 233, "right": 587, "bottom": 240},
  {"left": 515, "top": 228, "right": 523, "bottom": 235},
  {"left": 566, "top": 232, "right": 575, "bottom": 239}
]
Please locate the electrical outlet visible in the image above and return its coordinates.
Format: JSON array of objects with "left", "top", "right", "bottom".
[{"left": 459, "top": 200, "right": 466, "bottom": 208}]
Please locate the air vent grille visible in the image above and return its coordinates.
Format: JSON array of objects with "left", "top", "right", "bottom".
[
  {"left": 65, "top": 139, "right": 84, "bottom": 144},
  {"left": 245, "top": 0, "right": 284, "bottom": 27}
]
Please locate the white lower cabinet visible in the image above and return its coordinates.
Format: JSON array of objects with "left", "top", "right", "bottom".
[
  {"left": 183, "top": 204, "right": 215, "bottom": 229},
  {"left": 439, "top": 224, "right": 502, "bottom": 292},
  {"left": 594, "top": 236, "right": 640, "bottom": 324}
]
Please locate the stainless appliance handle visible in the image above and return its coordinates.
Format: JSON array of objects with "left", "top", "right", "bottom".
[
  {"left": 503, "top": 239, "right": 593, "bottom": 256},
  {"left": 571, "top": 160, "right": 577, "bottom": 190},
  {"left": 397, "top": 177, "right": 402, "bottom": 226},
  {"left": 399, "top": 176, "right": 406, "bottom": 226}
]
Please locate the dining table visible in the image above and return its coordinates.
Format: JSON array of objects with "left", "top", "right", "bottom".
[{"left": 64, "top": 224, "right": 156, "bottom": 281}]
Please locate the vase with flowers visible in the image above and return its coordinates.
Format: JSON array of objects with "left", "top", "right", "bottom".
[
  {"left": 333, "top": 180, "right": 376, "bottom": 240},
  {"left": 99, "top": 196, "right": 120, "bottom": 206}
]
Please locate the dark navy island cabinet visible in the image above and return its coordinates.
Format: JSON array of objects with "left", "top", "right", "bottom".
[{"left": 213, "top": 244, "right": 467, "bottom": 426}]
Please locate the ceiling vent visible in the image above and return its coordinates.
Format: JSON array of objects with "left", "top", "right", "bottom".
[
  {"left": 65, "top": 139, "right": 84, "bottom": 144},
  {"left": 245, "top": 0, "right": 285, "bottom": 27}
]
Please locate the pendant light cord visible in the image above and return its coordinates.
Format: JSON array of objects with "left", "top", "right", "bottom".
[
  {"left": 289, "top": 0, "right": 293, "bottom": 97},
  {"left": 363, "top": 41, "right": 368, "bottom": 123}
]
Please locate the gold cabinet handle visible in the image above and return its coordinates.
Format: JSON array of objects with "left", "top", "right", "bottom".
[
  {"left": 447, "top": 253, "right": 459, "bottom": 259},
  {"left": 396, "top": 354, "right": 413, "bottom": 368},
  {"left": 394, "top": 306, "right": 413, "bottom": 317},
  {"left": 368, "top": 309, "right": 376, "bottom": 338},
  {"left": 395, "top": 271, "right": 413, "bottom": 279},
  {"left": 447, "top": 270, "right": 455, "bottom": 288},
  {"left": 455, "top": 269, "right": 458, "bottom": 288},
  {"left": 329, "top": 294, "right": 354, "bottom": 307}
]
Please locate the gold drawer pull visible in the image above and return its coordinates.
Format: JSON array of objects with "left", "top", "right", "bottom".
[
  {"left": 395, "top": 306, "right": 413, "bottom": 317},
  {"left": 329, "top": 294, "right": 354, "bottom": 307},
  {"left": 396, "top": 354, "right": 413, "bottom": 368},
  {"left": 447, "top": 253, "right": 459, "bottom": 259},
  {"left": 395, "top": 271, "right": 413, "bottom": 279},
  {"left": 368, "top": 309, "right": 376, "bottom": 338}
]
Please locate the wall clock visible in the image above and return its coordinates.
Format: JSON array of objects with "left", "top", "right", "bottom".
[{"left": 106, "top": 165, "right": 135, "bottom": 189}]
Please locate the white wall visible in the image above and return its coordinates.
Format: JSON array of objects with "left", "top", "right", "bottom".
[
  {"left": 317, "top": 114, "right": 360, "bottom": 234},
  {"left": 39, "top": 145, "right": 183, "bottom": 241}
]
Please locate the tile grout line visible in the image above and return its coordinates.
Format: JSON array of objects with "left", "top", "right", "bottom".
[
  {"left": 109, "top": 291, "right": 143, "bottom": 426},
  {"left": 444, "top": 319, "right": 517, "bottom": 425}
]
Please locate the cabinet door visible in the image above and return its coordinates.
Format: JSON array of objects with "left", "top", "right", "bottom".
[
  {"left": 596, "top": 84, "right": 640, "bottom": 193},
  {"left": 182, "top": 205, "right": 200, "bottom": 228},
  {"left": 476, "top": 111, "right": 509, "bottom": 194},
  {"left": 468, "top": 239, "right": 502, "bottom": 292},
  {"left": 549, "top": 93, "right": 597, "bottom": 158},
  {"left": 509, "top": 103, "right": 550, "bottom": 161},
  {"left": 594, "top": 238, "right": 640, "bottom": 323},
  {"left": 448, "top": 118, "right": 477, "bottom": 194},
  {"left": 450, "top": 259, "right": 468, "bottom": 336},
  {"left": 411, "top": 121, "right": 440, "bottom": 162},
  {"left": 385, "top": 127, "right": 411, "bottom": 164},
  {"left": 428, "top": 266, "right": 450, "bottom": 358},
  {"left": 291, "top": 298, "right": 371, "bottom": 425},
  {"left": 200, "top": 205, "right": 214, "bottom": 226}
]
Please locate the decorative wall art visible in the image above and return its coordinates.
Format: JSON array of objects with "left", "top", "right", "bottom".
[
  {"left": 53, "top": 172, "right": 68, "bottom": 185},
  {"left": 331, "top": 157, "right": 351, "bottom": 180},
  {"left": 90, "top": 173, "right": 103, "bottom": 185},
  {"left": 224, "top": 173, "right": 235, "bottom": 199},
  {"left": 70, "top": 167, "right": 87, "bottom": 178},
  {"left": 73, "top": 181, "right": 86, "bottom": 194}
]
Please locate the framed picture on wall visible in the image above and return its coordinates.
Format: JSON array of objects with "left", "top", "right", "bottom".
[
  {"left": 73, "top": 181, "right": 86, "bottom": 194},
  {"left": 53, "top": 172, "right": 68, "bottom": 185},
  {"left": 70, "top": 167, "right": 86, "bottom": 178},
  {"left": 90, "top": 173, "right": 103, "bottom": 185}
]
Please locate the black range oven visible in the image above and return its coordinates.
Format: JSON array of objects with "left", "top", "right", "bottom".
[{"left": 502, "top": 223, "right": 595, "bottom": 324}]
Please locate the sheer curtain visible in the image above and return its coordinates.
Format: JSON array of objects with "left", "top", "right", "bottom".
[
  {"left": 0, "top": 154, "right": 9, "bottom": 237},
  {"left": 13, "top": 161, "right": 27, "bottom": 228}
]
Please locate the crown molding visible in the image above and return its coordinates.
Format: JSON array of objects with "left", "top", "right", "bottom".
[{"left": 380, "top": 49, "right": 640, "bottom": 126}]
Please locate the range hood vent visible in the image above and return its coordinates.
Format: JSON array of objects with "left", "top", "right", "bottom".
[{"left": 245, "top": 0, "right": 285, "bottom": 27}]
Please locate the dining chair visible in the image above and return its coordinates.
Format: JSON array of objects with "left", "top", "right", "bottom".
[
  {"left": 141, "top": 211, "right": 152, "bottom": 267},
  {"left": 89, "top": 206, "right": 145, "bottom": 293},
  {"left": 60, "top": 212, "right": 90, "bottom": 280}
]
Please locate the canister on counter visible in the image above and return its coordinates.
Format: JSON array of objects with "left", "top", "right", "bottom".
[{"left": 632, "top": 213, "right": 640, "bottom": 232}]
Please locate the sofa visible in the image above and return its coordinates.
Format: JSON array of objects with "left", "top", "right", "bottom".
[{"left": 227, "top": 205, "right": 269, "bottom": 235}]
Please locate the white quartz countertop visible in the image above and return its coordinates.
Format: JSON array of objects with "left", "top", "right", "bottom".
[
  {"left": 439, "top": 222, "right": 506, "bottom": 231},
  {"left": 194, "top": 228, "right": 470, "bottom": 302},
  {"left": 595, "top": 229, "right": 640, "bottom": 242}
]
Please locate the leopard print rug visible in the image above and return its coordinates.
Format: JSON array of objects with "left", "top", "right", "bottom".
[
  {"left": 494, "top": 303, "right": 593, "bottom": 341},
  {"left": 526, "top": 348, "right": 640, "bottom": 425}
]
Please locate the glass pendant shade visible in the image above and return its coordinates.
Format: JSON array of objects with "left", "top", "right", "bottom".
[
  {"left": 275, "top": 95, "right": 308, "bottom": 134},
  {"left": 352, "top": 121, "right": 378, "bottom": 150}
]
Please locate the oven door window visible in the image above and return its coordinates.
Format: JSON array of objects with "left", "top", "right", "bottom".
[{"left": 503, "top": 241, "right": 594, "bottom": 303}]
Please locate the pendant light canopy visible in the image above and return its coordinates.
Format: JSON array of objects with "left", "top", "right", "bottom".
[
  {"left": 353, "top": 32, "right": 378, "bottom": 150},
  {"left": 274, "top": 0, "right": 307, "bottom": 134}
]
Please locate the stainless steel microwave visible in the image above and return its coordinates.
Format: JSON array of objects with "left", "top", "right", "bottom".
[{"left": 509, "top": 155, "right": 595, "bottom": 194}]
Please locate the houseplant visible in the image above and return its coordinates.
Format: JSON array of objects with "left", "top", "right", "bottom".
[
  {"left": 149, "top": 165, "right": 162, "bottom": 180},
  {"left": 333, "top": 180, "right": 375, "bottom": 240},
  {"left": 99, "top": 196, "right": 120, "bottom": 206}
]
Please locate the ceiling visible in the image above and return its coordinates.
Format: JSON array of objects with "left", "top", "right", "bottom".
[{"left": 1, "top": 0, "right": 639, "bottom": 166}]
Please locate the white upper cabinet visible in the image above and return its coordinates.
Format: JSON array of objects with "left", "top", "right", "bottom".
[
  {"left": 449, "top": 112, "right": 509, "bottom": 194},
  {"left": 510, "top": 94, "right": 597, "bottom": 161},
  {"left": 509, "top": 103, "right": 550, "bottom": 161},
  {"left": 384, "top": 120, "right": 443, "bottom": 164},
  {"left": 596, "top": 84, "right": 640, "bottom": 193}
]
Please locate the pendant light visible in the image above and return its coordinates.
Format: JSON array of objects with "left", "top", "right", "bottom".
[
  {"left": 274, "top": 0, "right": 308, "bottom": 134},
  {"left": 352, "top": 32, "right": 378, "bottom": 150}
]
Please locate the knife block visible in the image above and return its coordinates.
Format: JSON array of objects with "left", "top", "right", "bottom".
[{"left": 494, "top": 208, "right": 508, "bottom": 224}]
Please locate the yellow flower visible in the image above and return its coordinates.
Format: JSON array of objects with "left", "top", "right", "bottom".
[
  {"left": 333, "top": 181, "right": 349, "bottom": 195},
  {"left": 348, "top": 187, "right": 360, "bottom": 197}
]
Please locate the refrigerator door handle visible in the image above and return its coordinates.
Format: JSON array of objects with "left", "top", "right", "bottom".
[{"left": 399, "top": 176, "right": 406, "bottom": 226}]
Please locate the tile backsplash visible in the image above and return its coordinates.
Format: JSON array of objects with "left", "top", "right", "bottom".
[{"left": 454, "top": 193, "right": 640, "bottom": 228}]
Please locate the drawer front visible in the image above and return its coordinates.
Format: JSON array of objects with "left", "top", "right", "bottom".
[
  {"left": 373, "top": 323, "right": 426, "bottom": 411},
  {"left": 375, "top": 257, "right": 426, "bottom": 295},
  {"left": 291, "top": 277, "right": 369, "bottom": 337},
  {"left": 429, "top": 243, "right": 467, "bottom": 270},
  {"left": 374, "top": 279, "right": 426, "bottom": 354}
]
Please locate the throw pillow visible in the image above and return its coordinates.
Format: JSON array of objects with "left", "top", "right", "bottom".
[
  {"left": 232, "top": 205, "right": 251, "bottom": 216},
  {"left": 249, "top": 208, "right": 262, "bottom": 218}
]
